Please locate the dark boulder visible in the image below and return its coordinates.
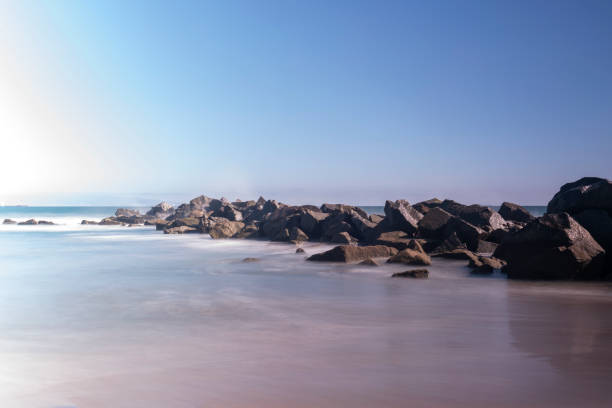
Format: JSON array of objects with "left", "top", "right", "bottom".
[
  {"left": 442, "top": 217, "right": 484, "bottom": 252},
  {"left": 3, "top": 219, "right": 17, "bottom": 224},
  {"left": 330, "top": 231, "right": 358, "bottom": 244},
  {"left": 413, "top": 198, "right": 442, "bottom": 215},
  {"left": 81, "top": 220, "right": 98, "bottom": 225},
  {"left": 307, "top": 245, "right": 398, "bottom": 263},
  {"left": 417, "top": 207, "right": 453, "bottom": 239},
  {"left": 296, "top": 247, "right": 306, "bottom": 254},
  {"left": 349, "top": 213, "right": 379, "bottom": 242},
  {"left": 369, "top": 214, "right": 384, "bottom": 224},
  {"left": 494, "top": 213, "right": 605, "bottom": 280},
  {"left": 299, "top": 210, "right": 329, "bottom": 237},
  {"left": 498, "top": 202, "right": 534, "bottom": 223},
  {"left": 289, "top": 227, "right": 309, "bottom": 243},
  {"left": 468, "top": 256, "right": 506, "bottom": 274},
  {"left": 235, "top": 223, "right": 260, "bottom": 239},
  {"left": 547, "top": 177, "right": 612, "bottom": 214},
  {"left": 375, "top": 231, "right": 418, "bottom": 250},
  {"left": 440, "top": 200, "right": 507, "bottom": 232},
  {"left": 320, "top": 203, "right": 368, "bottom": 219},
  {"left": 382, "top": 200, "right": 423, "bottom": 235},
  {"left": 18, "top": 219, "right": 38, "bottom": 225}
]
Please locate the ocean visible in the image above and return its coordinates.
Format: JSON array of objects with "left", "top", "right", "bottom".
[{"left": 0, "top": 205, "right": 610, "bottom": 407}]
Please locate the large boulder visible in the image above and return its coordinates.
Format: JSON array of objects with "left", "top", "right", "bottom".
[
  {"left": 146, "top": 202, "right": 174, "bottom": 219},
  {"left": 307, "top": 245, "right": 398, "bottom": 263},
  {"left": 115, "top": 208, "right": 141, "bottom": 217},
  {"left": 320, "top": 203, "right": 368, "bottom": 219},
  {"left": 349, "top": 213, "right": 379, "bottom": 242},
  {"left": 417, "top": 207, "right": 453, "bottom": 239},
  {"left": 299, "top": 210, "right": 329, "bottom": 237},
  {"left": 208, "top": 218, "right": 245, "bottom": 239},
  {"left": 413, "top": 198, "right": 442, "bottom": 215},
  {"left": 387, "top": 247, "right": 431, "bottom": 266},
  {"left": 547, "top": 177, "right": 612, "bottom": 214},
  {"left": 441, "top": 217, "right": 484, "bottom": 252},
  {"left": 494, "top": 213, "right": 605, "bottom": 280},
  {"left": 382, "top": 200, "right": 423, "bottom": 235},
  {"left": 498, "top": 202, "right": 534, "bottom": 223},
  {"left": 440, "top": 200, "right": 507, "bottom": 232}
]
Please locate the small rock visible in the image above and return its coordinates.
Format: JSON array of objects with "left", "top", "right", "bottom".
[
  {"left": 18, "top": 219, "right": 38, "bottom": 225},
  {"left": 392, "top": 269, "right": 429, "bottom": 279},
  {"left": 3, "top": 219, "right": 17, "bottom": 224},
  {"left": 359, "top": 258, "right": 379, "bottom": 266},
  {"left": 296, "top": 247, "right": 306, "bottom": 254},
  {"left": 242, "top": 257, "right": 260, "bottom": 263}
]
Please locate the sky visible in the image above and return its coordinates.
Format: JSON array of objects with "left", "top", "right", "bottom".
[{"left": 0, "top": 0, "right": 610, "bottom": 206}]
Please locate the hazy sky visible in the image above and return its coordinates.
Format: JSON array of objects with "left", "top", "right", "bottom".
[{"left": 1, "top": 0, "right": 610, "bottom": 206}]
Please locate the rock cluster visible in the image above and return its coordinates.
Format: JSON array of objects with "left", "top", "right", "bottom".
[{"left": 91, "top": 176, "right": 611, "bottom": 280}]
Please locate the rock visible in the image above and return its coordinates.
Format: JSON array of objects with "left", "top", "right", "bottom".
[
  {"left": 273, "top": 228, "right": 291, "bottom": 242},
  {"left": 146, "top": 202, "right": 174, "bottom": 219},
  {"left": 494, "top": 213, "right": 605, "bottom": 280},
  {"left": 387, "top": 248, "right": 431, "bottom": 266},
  {"left": 498, "top": 202, "right": 534, "bottom": 223},
  {"left": 432, "top": 248, "right": 480, "bottom": 264},
  {"left": 299, "top": 210, "right": 329, "bottom": 237},
  {"left": 375, "top": 231, "right": 417, "bottom": 250},
  {"left": 320, "top": 203, "right": 368, "bottom": 218},
  {"left": 417, "top": 207, "right": 453, "bottom": 239},
  {"left": 442, "top": 217, "right": 484, "bottom": 252},
  {"left": 330, "top": 231, "right": 358, "bottom": 244},
  {"left": 440, "top": 200, "right": 507, "bottom": 232},
  {"left": 18, "top": 219, "right": 38, "bottom": 225},
  {"left": 168, "top": 217, "right": 201, "bottom": 229},
  {"left": 208, "top": 218, "right": 245, "bottom": 239},
  {"left": 392, "top": 269, "right": 429, "bottom": 278},
  {"left": 547, "top": 177, "right": 612, "bottom": 214},
  {"left": 242, "top": 257, "right": 260, "bottom": 263},
  {"left": 307, "top": 245, "right": 398, "bottom": 263},
  {"left": 37, "top": 220, "right": 55, "bottom": 225},
  {"left": 222, "top": 206, "right": 243, "bottom": 222},
  {"left": 116, "top": 215, "right": 145, "bottom": 225},
  {"left": 235, "top": 223, "right": 260, "bottom": 239},
  {"left": 3, "top": 219, "right": 17, "bottom": 224},
  {"left": 413, "top": 198, "right": 442, "bottom": 215},
  {"left": 382, "top": 200, "right": 423, "bottom": 235},
  {"left": 359, "top": 258, "right": 379, "bottom": 266},
  {"left": 99, "top": 217, "right": 122, "bottom": 226},
  {"left": 572, "top": 209, "right": 612, "bottom": 254},
  {"left": 369, "top": 214, "right": 384, "bottom": 224},
  {"left": 349, "top": 213, "right": 378, "bottom": 242},
  {"left": 155, "top": 221, "right": 170, "bottom": 230},
  {"left": 320, "top": 214, "right": 355, "bottom": 241},
  {"left": 144, "top": 218, "right": 166, "bottom": 226},
  {"left": 476, "top": 240, "right": 498, "bottom": 253},
  {"left": 426, "top": 232, "right": 468, "bottom": 254},
  {"left": 164, "top": 226, "right": 198, "bottom": 234},
  {"left": 296, "top": 247, "right": 305, "bottom": 254},
  {"left": 115, "top": 208, "right": 141, "bottom": 217},
  {"left": 289, "top": 227, "right": 309, "bottom": 242},
  {"left": 468, "top": 256, "right": 506, "bottom": 274}
]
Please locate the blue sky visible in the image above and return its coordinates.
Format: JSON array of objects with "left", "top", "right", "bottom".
[{"left": 1, "top": 0, "right": 610, "bottom": 205}]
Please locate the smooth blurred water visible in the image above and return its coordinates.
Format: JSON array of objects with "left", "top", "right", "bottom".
[{"left": 0, "top": 207, "right": 610, "bottom": 408}]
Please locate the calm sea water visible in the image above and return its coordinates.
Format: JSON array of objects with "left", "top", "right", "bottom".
[{"left": 0, "top": 206, "right": 610, "bottom": 408}]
